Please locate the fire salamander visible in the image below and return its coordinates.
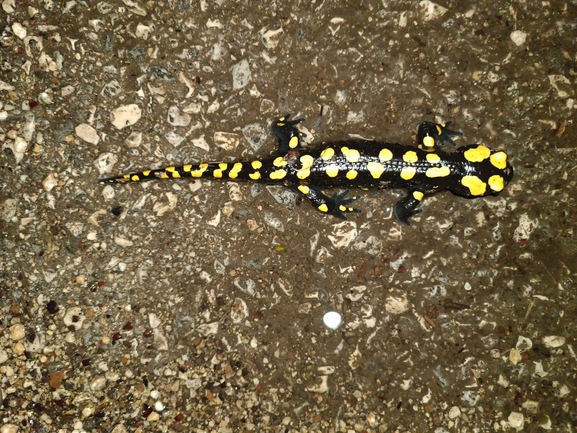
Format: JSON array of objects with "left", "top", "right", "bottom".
[{"left": 100, "top": 115, "right": 514, "bottom": 225}]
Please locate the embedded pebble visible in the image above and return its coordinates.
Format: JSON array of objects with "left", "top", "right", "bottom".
[
  {"left": 448, "top": 406, "right": 461, "bottom": 419},
  {"left": 214, "top": 131, "right": 239, "bottom": 152},
  {"left": 0, "top": 349, "right": 8, "bottom": 363},
  {"left": 75, "top": 123, "right": 100, "bottom": 144},
  {"left": 11, "top": 136, "right": 29, "bottom": 163},
  {"left": 513, "top": 213, "right": 539, "bottom": 242},
  {"left": 327, "top": 221, "right": 357, "bottom": 248},
  {"left": 385, "top": 292, "right": 410, "bottom": 315},
  {"left": 231, "top": 59, "right": 252, "bottom": 90},
  {"left": 510, "top": 30, "right": 527, "bottom": 46},
  {"left": 90, "top": 376, "right": 106, "bottom": 391},
  {"left": 38, "top": 91, "right": 53, "bottom": 104},
  {"left": 0, "top": 424, "right": 18, "bottom": 433},
  {"left": 231, "top": 298, "right": 249, "bottom": 323},
  {"left": 63, "top": 307, "right": 86, "bottom": 329},
  {"left": 508, "top": 412, "right": 524, "bottom": 431},
  {"left": 12, "top": 22, "right": 27, "bottom": 39},
  {"left": 9, "top": 324, "right": 25, "bottom": 341},
  {"left": 191, "top": 135, "right": 210, "bottom": 151},
  {"left": 124, "top": 131, "right": 142, "bottom": 148},
  {"left": 419, "top": 0, "right": 447, "bottom": 21},
  {"left": 259, "top": 25, "right": 283, "bottom": 49},
  {"left": 542, "top": 335, "right": 565, "bottom": 348},
  {"left": 147, "top": 411, "right": 160, "bottom": 421},
  {"left": 509, "top": 348, "right": 522, "bottom": 365},
  {"left": 2, "top": 0, "right": 15, "bottom": 13},
  {"left": 515, "top": 335, "right": 532, "bottom": 352},
  {"left": 110, "top": 104, "right": 142, "bottom": 129},
  {"left": 149, "top": 313, "right": 161, "bottom": 329},
  {"left": 167, "top": 105, "right": 191, "bottom": 127}
]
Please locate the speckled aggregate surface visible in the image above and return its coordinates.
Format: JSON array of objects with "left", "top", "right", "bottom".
[{"left": 1, "top": 1, "right": 576, "bottom": 432}]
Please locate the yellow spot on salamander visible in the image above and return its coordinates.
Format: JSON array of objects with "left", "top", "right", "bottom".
[
  {"left": 339, "top": 205, "right": 347, "bottom": 212},
  {"left": 403, "top": 151, "right": 418, "bottom": 163},
  {"left": 379, "top": 148, "right": 393, "bottom": 161},
  {"left": 426, "top": 153, "right": 441, "bottom": 164},
  {"left": 297, "top": 154, "right": 314, "bottom": 179},
  {"left": 228, "top": 162, "right": 243, "bottom": 179},
  {"left": 123, "top": 174, "right": 130, "bottom": 180},
  {"left": 400, "top": 166, "right": 416, "bottom": 180},
  {"left": 341, "top": 146, "right": 360, "bottom": 163},
  {"left": 298, "top": 185, "right": 310, "bottom": 194},
  {"left": 300, "top": 155, "right": 314, "bottom": 167},
  {"left": 346, "top": 170, "right": 358, "bottom": 180},
  {"left": 165, "top": 166, "right": 176, "bottom": 172},
  {"left": 321, "top": 147, "right": 335, "bottom": 160},
  {"left": 142, "top": 170, "right": 151, "bottom": 176},
  {"left": 425, "top": 166, "right": 451, "bottom": 178},
  {"left": 219, "top": 163, "right": 228, "bottom": 170},
  {"left": 367, "top": 161, "right": 385, "bottom": 179},
  {"left": 249, "top": 172, "right": 261, "bottom": 180},
  {"left": 461, "top": 175, "right": 487, "bottom": 196},
  {"left": 251, "top": 160, "right": 262, "bottom": 170},
  {"left": 273, "top": 156, "right": 287, "bottom": 167},
  {"left": 289, "top": 136, "right": 299, "bottom": 148},
  {"left": 436, "top": 124, "right": 443, "bottom": 135},
  {"left": 131, "top": 175, "right": 140, "bottom": 181},
  {"left": 423, "top": 136, "right": 435, "bottom": 148},
  {"left": 297, "top": 169, "right": 310, "bottom": 179},
  {"left": 318, "top": 204, "right": 329, "bottom": 213},
  {"left": 325, "top": 165, "right": 339, "bottom": 178},
  {"left": 191, "top": 163, "right": 208, "bottom": 178},
  {"left": 488, "top": 174, "right": 505, "bottom": 192},
  {"left": 490, "top": 151, "right": 508, "bottom": 169},
  {"left": 172, "top": 171, "right": 181, "bottom": 179},
  {"left": 213, "top": 169, "right": 223, "bottom": 178},
  {"left": 276, "top": 122, "right": 285, "bottom": 126},
  {"left": 183, "top": 165, "right": 192, "bottom": 172},
  {"left": 412, "top": 191, "right": 424, "bottom": 201},
  {"left": 464, "top": 145, "right": 491, "bottom": 162},
  {"left": 270, "top": 169, "right": 287, "bottom": 180}
]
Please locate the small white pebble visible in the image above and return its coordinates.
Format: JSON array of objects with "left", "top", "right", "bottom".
[
  {"left": 1, "top": 424, "right": 19, "bottom": 433},
  {"left": 42, "top": 173, "right": 58, "bottom": 191},
  {"left": 147, "top": 411, "right": 160, "bottom": 422},
  {"left": 508, "top": 411, "right": 524, "bottom": 430},
  {"left": 154, "top": 401, "right": 165, "bottom": 412},
  {"left": 9, "top": 323, "right": 25, "bottom": 340},
  {"left": 12, "top": 22, "right": 27, "bottom": 39},
  {"left": 323, "top": 311, "right": 342, "bottom": 330},
  {"left": 448, "top": 406, "right": 461, "bottom": 419},
  {"left": 510, "top": 30, "right": 527, "bottom": 46},
  {"left": 150, "top": 390, "right": 160, "bottom": 399},
  {"left": 542, "top": 335, "right": 566, "bottom": 348}
]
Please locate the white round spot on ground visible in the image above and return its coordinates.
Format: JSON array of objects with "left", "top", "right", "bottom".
[{"left": 323, "top": 311, "right": 342, "bottom": 329}]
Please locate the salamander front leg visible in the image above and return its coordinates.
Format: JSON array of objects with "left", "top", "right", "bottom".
[
  {"left": 394, "top": 190, "right": 426, "bottom": 225},
  {"left": 417, "top": 121, "right": 463, "bottom": 148},
  {"left": 294, "top": 185, "right": 362, "bottom": 220},
  {"left": 272, "top": 114, "right": 306, "bottom": 154}
]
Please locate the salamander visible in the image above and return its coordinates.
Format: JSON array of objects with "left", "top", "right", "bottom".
[{"left": 100, "top": 115, "right": 514, "bottom": 224}]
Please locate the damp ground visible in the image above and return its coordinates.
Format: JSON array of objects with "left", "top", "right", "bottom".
[{"left": 1, "top": 0, "right": 576, "bottom": 432}]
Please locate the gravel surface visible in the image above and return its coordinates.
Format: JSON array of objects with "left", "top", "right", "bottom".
[{"left": 1, "top": 0, "right": 576, "bottom": 431}]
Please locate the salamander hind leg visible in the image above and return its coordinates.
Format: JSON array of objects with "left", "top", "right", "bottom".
[
  {"left": 394, "top": 189, "right": 427, "bottom": 225},
  {"left": 294, "top": 185, "right": 362, "bottom": 220},
  {"left": 272, "top": 114, "right": 306, "bottom": 154},
  {"left": 417, "top": 121, "right": 463, "bottom": 148}
]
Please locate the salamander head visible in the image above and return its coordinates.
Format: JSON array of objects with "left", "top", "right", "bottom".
[{"left": 453, "top": 144, "right": 514, "bottom": 198}]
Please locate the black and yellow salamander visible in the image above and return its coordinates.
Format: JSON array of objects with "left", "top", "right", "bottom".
[{"left": 100, "top": 115, "right": 514, "bottom": 225}]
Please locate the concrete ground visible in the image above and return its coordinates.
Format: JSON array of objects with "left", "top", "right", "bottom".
[{"left": 1, "top": 0, "right": 576, "bottom": 431}]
